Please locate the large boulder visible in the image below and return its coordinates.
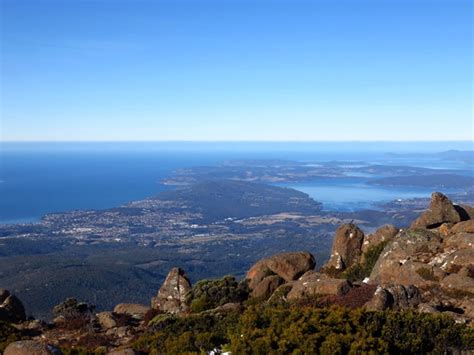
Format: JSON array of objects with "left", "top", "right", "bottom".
[
  {"left": 246, "top": 252, "right": 315, "bottom": 288},
  {"left": 449, "top": 220, "right": 474, "bottom": 234},
  {"left": 322, "top": 223, "right": 365, "bottom": 275},
  {"left": 369, "top": 229, "right": 443, "bottom": 287},
  {"left": 411, "top": 192, "right": 461, "bottom": 229},
  {"left": 251, "top": 275, "right": 285, "bottom": 299},
  {"left": 362, "top": 224, "right": 398, "bottom": 254},
  {"left": 96, "top": 311, "right": 117, "bottom": 330},
  {"left": 0, "top": 289, "right": 26, "bottom": 323},
  {"left": 365, "top": 284, "right": 421, "bottom": 311},
  {"left": 4, "top": 341, "right": 61, "bottom": 355},
  {"left": 444, "top": 231, "right": 473, "bottom": 250},
  {"left": 151, "top": 267, "right": 192, "bottom": 313},
  {"left": 441, "top": 272, "right": 474, "bottom": 294},
  {"left": 113, "top": 303, "right": 150, "bottom": 320},
  {"left": 286, "top": 271, "right": 351, "bottom": 300}
]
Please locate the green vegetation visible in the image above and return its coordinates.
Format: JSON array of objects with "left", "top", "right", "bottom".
[
  {"left": 132, "top": 304, "right": 474, "bottom": 354},
  {"left": 0, "top": 321, "right": 25, "bottom": 353},
  {"left": 185, "top": 276, "right": 249, "bottom": 313},
  {"left": 61, "top": 347, "right": 106, "bottom": 355},
  {"left": 342, "top": 241, "right": 389, "bottom": 282},
  {"left": 159, "top": 180, "right": 322, "bottom": 222},
  {"left": 134, "top": 311, "right": 240, "bottom": 354},
  {"left": 231, "top": 305, "right": 474, "bottom": 354}
]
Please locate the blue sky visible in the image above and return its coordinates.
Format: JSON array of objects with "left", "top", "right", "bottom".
[{"left": 1, "top": 0, "right": 472, "bottom": 141}]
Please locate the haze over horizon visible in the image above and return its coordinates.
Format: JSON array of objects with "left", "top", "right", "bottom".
[{"left": 1, "top": 0, "right": 473, "bottom": 142}]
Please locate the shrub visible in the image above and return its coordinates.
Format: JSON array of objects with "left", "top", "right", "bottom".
[
  {"left": 132, "top": 302, "right": 474, "bottom": 354},
  {"left": 133, "top": 311, "right": 239, "bottom": 354},
  {"left": 230, "top": 304, "right": 474, "bottom": 354},
  {"left": 185, "top": 276, "right": 249, "bottom": 313}
]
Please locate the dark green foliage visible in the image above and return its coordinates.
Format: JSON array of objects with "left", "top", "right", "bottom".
[
  {"left": 132, "top": 303, "right": 474, "bottom": 354},
  {"left": 61, "top": 347, "right": 106, "bottom": 355},
  {"left": 185, "top": 276, "right": 249, "bottom": 313},
  {"left": 342, "top": 241, "right": 389, "bottom": 282},
  {"left": 0, "top": 321, "right": 25, "bottom": 353},
  {"left": 134, "top": 311, "right": 240, "bottom": 354},
  {"left": 231, "top": 305, "right": 474, "bottom": 354}
]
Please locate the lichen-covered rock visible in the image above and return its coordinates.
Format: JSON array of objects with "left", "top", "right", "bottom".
[
  {"left": 246, "top": 252, "right": 315, "bottom": 287},
  {"left": 322, "top": 223, "right": 364, "bottom": 275},
  {"left": 362, "top": 224, "right": 398, "bottom": 254},
  {"left": 0, "top": 289, "right": 26, "bottom": 324},
  {"left": 364, "top": 284, "right": 421, "bottom": 311},
  {"left": 449, "top": 220, "right": 474, "bottom": 234},
  {"left": 251, "top": 275, "right": 285, "bottom": 299},
  {"left": 441, "top": 272, "right": 474, "bottom": 294},
  {"left": 113, "top": 303, "right": 150, "bottom": 320},
  {"left": 52, "top": 298, "right": 94, "bottom": 320},
  {"left": 364, "top": 286, "right": 392, "bottom": 311},
  {"left": 411, "top": 192, "right": 461, "bottom": 229},
  {"left": 151, "top": 267, "right": 192, "bottom": 313},
  {"left": 4, "top": 341, "right": 61, "bottom": 355},
  {"left": 96, "top": 311, "right": 117, "bottom": 329},
  {"left": 286, "top": 271, "right": 351, "bottom": 300},
  {"left": 369, "top": 229, "right": 443, "bottom": 287}
]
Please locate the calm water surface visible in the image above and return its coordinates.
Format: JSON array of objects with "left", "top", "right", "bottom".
[{"left": 1, "top": 142, "right": 471, "bottom": 223}]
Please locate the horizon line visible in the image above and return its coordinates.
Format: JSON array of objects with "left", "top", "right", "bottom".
[{"left": 1, "top": 139, "right": 473, "bottom": 144}]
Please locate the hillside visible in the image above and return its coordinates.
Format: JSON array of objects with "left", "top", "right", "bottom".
[
  {"left": 370, "top": 173, "right": 474, "bottom": 188},
  {"left": 157, "top": 180, "right": 323, "bottom": 221}
]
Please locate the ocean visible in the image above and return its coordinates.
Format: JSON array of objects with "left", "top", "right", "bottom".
[{"left": 0, "top": 141, "right": 472, "bottom": 224}]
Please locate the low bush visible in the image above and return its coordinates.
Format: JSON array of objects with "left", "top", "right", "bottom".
[
  {"left": 185, "top": 276, "right": 249, "bottom": 313},
  {"left": 132, "top": 303, "right": 474, "bottom": 354}
]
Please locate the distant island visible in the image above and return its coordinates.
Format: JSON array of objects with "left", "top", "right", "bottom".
[{"left": 370, "top": 173, "right": 474, "bottom": 188}]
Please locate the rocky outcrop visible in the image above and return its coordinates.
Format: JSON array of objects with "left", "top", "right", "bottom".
[
  {"left": 151, "top": 267, "right": 192, "bottom": 313},
  {"left": 0, "top": 289, "right": 26, "bottom": 324},
  {"left": 246, "top": 252, "right": 315, "bottom": 289},
  {"left": 321, "top": 223, "right": 365, "bottom": 275},
  {"left": 441, "top": 272, "right": 474, "bottom": 294},
  {"left": 364, "top": 284, "right": 421, "bottom": 311},
  {"left": 251, "top": 275, "right": 285, "bottom": 299},
  {"left": 113, "top": 304, "right": 150, "bottom": 320},
  {"left": 286, "top": 271, "right": 351, "bottom": 300},
  {"left": 449, "top": 219, "right": 474, "bottom": 234},
  {"left": 363, "top": 194, "right": 474, "bottom": 323},
  {"left": 369, "top": 229, "right": 444, "bottom": 287},
  {"left": 96, "top": 311, "right": 117, "bottom": 330},
  {"left": 4, "top": 341, "right": 61, "bottom": 355},
  {"left": 362, "top": 224, "right": 398, "bottom": 254},
  {"left": 411, "top": 192, "right": 462, "bottom": 229}
]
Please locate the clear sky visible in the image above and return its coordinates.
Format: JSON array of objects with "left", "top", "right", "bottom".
[{"left": 1, "top": 0, "right": 472, "bottom": 141}]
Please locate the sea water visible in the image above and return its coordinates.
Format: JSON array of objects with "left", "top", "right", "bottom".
[{"left": 0, "top": 141, "right": 472, "bottom": 223}]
